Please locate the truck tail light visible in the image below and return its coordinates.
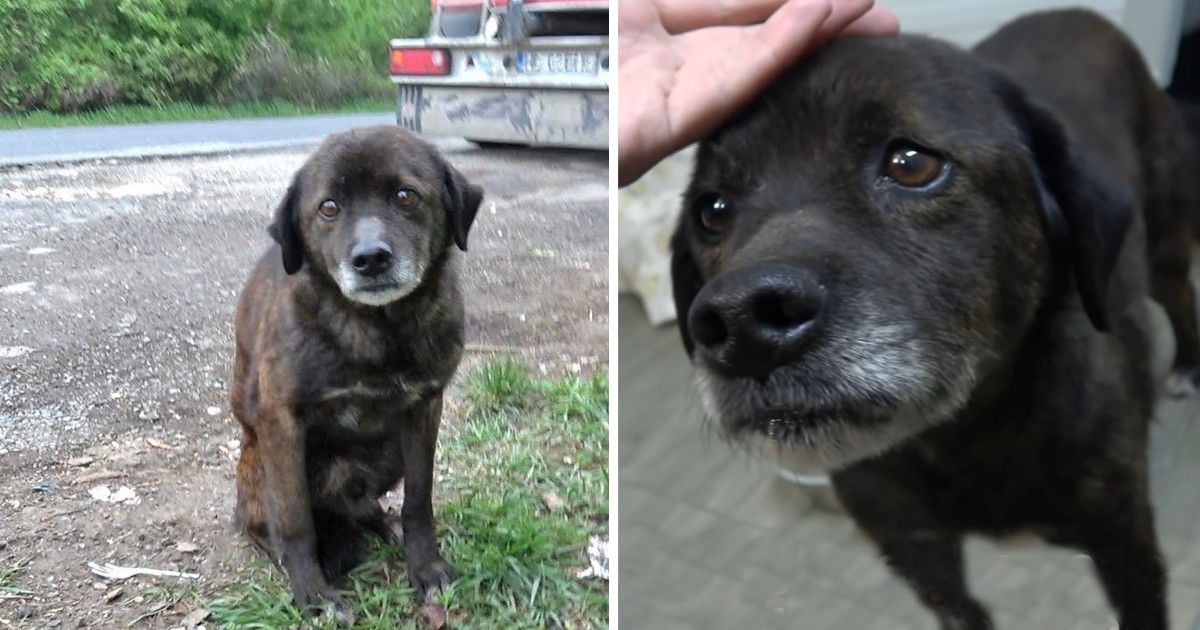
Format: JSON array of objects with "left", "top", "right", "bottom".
[{"left": 390, "top": 48, "right": 450, "bottom": 76}]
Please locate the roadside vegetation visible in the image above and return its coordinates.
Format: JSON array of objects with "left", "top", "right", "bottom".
[{"left": 0, "top": 0, "right": 430, "bottom": 127}]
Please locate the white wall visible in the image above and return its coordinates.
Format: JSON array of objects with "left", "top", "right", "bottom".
[
  {"left": 886, "top": 0, "right": 1185, "bottom": 84},
  {"left": 1182, "top": 0, "right": 1200, "bottom": 31}
]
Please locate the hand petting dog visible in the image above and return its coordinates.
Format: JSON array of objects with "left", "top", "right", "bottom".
[{"left": 617, "top": 0, "right": 899, "bottom": 186}]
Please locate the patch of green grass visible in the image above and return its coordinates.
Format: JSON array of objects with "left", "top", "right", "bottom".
[
  {"left": 465, "top": 358, "right": 539, "bottom": 412},
  {"left": 126, "top": 584, "right": 203, "bottom": 627},
  {"left": 206, "top": 568, "right": 309, "bottom": 629},
  {"left": 0, "top": 558, "right": 33, "bottom": 597},
  {"left": 204, "top": 359, "right": 609, "bottom": 629},
  {"left": 0, "top": 99, "right": 392, "bottom": 130}
]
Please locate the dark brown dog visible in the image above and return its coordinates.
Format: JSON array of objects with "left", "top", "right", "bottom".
[
  {"left": 230, "top": 125, "right": 482, "bottom": 625},
  {"left": 669, "top": 9, "right": 1199, "bottom": 629}
]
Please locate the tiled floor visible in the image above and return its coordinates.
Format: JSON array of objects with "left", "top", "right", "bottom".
[{"left": 617, "top": 295, "right": 1200, "bottom": 629}]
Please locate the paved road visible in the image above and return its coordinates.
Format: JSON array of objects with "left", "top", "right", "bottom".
[{"left": 0, "top": 112, "right": 421, "bottom": 166}]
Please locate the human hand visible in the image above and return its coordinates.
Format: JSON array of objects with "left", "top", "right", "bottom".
[{"left": 617, "top": 0, "right": 900, "bottom": 186}]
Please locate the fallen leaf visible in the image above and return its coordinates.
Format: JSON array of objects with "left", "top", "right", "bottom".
[
  {"left": 540, "top": 492, "right": 567, "bottom": 512},
  {"left": 67, "top": 456, "right": 95, "bottom": 467},
  {"left": 144, "top": 437, "right": 174, "bottom": 451},
  {"left": 104, "top": 587, "right": 123, "bottom": 603},
  {"left": 73, "top": 470, "right": 124, "bottom": 485},
  {"left": 175, "top": 542, "right": 199, "bottom": 554}
]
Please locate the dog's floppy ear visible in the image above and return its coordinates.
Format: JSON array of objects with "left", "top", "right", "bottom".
[
  {"left": 268, "top": 176, "right": 305, "bottom": 275},
  {"left": 1005, "top": 84, "right": 1133, "bottom": 332},
  {"left": 438, "top": 156, "right": 484, "bottom": 252},
  {"left": 670, "top": 224, "right": 705, "bottom": 357}
]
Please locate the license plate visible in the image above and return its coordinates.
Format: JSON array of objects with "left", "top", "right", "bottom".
[{"left": 517, "top": 51, "right": 598, "bottom": 75}]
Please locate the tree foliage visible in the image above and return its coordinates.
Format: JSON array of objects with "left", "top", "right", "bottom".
[{"left": 0, "top": 0, "right": 430, "bottom": 112}]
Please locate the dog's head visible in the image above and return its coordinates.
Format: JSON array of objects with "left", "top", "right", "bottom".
[
  {"left": 670, "top": 35, "right": 1132, "bottom": 470},
  {"left": 269, "top": 125, "right": 484, "bottom": 306}
]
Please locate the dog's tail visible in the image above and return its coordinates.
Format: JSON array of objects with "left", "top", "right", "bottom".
[{"left": 313, "top": 508, "right": 371, "bottom": 582}]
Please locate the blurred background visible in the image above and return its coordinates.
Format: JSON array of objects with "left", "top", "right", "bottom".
[
  {"left": 0, "top": 0, "right": 430, "bottom": 123},
  {"left": 618, "top": 0, "right": 1200, "bottom": 628}
]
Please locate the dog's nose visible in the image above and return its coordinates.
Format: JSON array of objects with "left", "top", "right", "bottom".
[
  {"left": 350, "top": 241, "right": 393, "bottom": 277},
  {"left": 688, "top": 264, "right": 825, "bottom": 381}
]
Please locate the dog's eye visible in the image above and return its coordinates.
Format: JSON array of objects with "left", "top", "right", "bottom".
[
  {"left": 696, "top": 194, "right": 735, "bottom": 235},
  {"left": 884, "top": 145, "right": 944, "bottom": 188},
  {"left": 395, "top": 188, "right": 419, "bottom": 209},
  {"left": 318, "top": 200, "right": 340, "bottom": 219}
]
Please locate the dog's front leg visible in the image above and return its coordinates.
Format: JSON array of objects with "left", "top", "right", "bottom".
[
  {"left": 1075, "top": 498, "right": 1167, "bottom": 629},
  {"left": 833, "top": 466, "right": 993, "bottom": 630},
  {"left": 259, "top": 409, "right": 354, "bottom": 626},
  {"left": 400, "top": 395, "right": 455, "bottom": 603}
]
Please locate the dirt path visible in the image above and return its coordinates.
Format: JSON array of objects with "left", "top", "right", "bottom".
[{"left": 0, "top": 145, "right": 608, "bottom": 628}]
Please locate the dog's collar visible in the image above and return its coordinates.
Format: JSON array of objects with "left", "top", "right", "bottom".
[{"left": 771, "top": 465, "right": 832, "bottom": 487}]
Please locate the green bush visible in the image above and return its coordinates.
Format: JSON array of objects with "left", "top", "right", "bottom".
[
  {"left": 0, "top": 0, "right": 431, "bottom": 113},
  {"left": 222, "top": 31, "right": 393, "bottom": 108}
]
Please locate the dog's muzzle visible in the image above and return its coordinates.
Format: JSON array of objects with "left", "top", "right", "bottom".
[
  {"left": 336, "top": 237, "right": 421, "bottom": 307},
  {"left": 350, "top": 238, "right": 394, "bottom": 278},
  {"left": 688, "top": 263, "right": 826, "bottom": 381}
]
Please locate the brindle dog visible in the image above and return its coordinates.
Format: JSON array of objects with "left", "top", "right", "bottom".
[
  {"left": 230, "top": 125, "right": 482, "bottom": 625},
  {"left": 669, "top": 9, "right": 1199, "bottom": 630}
]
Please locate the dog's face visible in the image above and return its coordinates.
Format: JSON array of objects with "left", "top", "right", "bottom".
[
  {"left": 270, "top": 126, "right": 483, "bottom": 305},
  {"left": 671, "top": 36, "right": 1131, "bottom": 471}
]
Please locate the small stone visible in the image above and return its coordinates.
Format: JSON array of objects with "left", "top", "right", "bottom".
[{"left": 181, "top": 608, "right": 210, "bottom": 627}]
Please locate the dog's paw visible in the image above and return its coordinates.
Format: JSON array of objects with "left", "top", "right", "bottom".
[
  {"left": 295, "top": 587, "right": 354, "bottom": 627},
  {"left": 409, "top": 558, "right": 455, "bottom": 604},
  {"left": 1166, "top": 368, "right": 1200, "bottom": 398}
]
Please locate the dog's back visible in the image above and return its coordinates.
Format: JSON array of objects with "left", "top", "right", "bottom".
[
  {"left": 975, "top": 10, "right": 1152, "bottom": 167},
  {"left": 976, "top": 9, "right": 1200, "bottom": 391}
]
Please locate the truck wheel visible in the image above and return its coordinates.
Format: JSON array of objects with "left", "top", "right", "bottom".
[{"left": 437, "top": 11, "right": 481, "bottom": 38}]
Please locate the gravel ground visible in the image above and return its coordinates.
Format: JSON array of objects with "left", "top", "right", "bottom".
[{"left": 0, "top": 144, "right": 608, "bottom": 628}]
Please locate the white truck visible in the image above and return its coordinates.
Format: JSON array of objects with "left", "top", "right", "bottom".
[{"left": 389, "top": 0, "right": 608, "bottom": 149}]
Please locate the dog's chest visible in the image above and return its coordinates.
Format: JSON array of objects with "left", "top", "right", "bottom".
[
  {"left": 305, "top": 373, "right": 441, "bottom": 433},
  {"left": 910, "top": 440, "right": 1065, "bottom": 531}
]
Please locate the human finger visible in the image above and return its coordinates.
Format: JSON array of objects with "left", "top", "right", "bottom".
[
  {"left": 839, "top": 3, "right": 900, "bottom": 38},
  {"left": 655, "top": 0, "right": 829, "bottom": 34}
]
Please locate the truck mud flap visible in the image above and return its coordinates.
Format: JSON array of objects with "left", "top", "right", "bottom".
[{"left": 397, "top": 85, "right": 423, "bottom": 133}]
